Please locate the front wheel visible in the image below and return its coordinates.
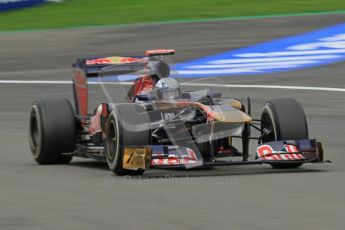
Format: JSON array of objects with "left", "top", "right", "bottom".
[
  {"left": 105, "top": 104, "right": 150, "bottom": 176},
  {"left": 261, "top": 98, "right": 308, "bottom": 169}
]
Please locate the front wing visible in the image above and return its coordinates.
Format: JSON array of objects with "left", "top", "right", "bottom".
[{"left": 122, "top": 139, "right": 324, "bottom": 170}]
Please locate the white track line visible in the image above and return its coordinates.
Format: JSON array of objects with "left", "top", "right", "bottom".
[
  {"left": 0, "top": 80, "right": 344, "bottom": 92},
  {"left": 0, "top": 80, "right": 72, "bottom": 84}
]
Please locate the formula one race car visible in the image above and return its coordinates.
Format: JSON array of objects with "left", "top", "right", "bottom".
[{"left": 28, "top": 49, "right": 325, "bottom": 175}]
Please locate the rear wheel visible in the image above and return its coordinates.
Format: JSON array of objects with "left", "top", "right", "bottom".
[
  {"left": 261, "top": 98, "right": 308, "bottom": 169},
  {"left": 105, "top": 104, "right": 150, "bottom": 176},
  {"left": 29, "top": 98, "right": 76, "bottom": 164}
]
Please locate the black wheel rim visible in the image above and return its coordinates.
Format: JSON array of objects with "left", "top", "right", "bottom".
[
  {"left": 261, "top": 112, "right": 275, "bottom": 143},
  {"left": 107, "top": 120, "right": 117, "bottom": 161},
  {"left": 29, "top": 109, "right": 40, "bottom": 154}
]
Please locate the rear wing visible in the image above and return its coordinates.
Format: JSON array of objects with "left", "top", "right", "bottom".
[
  {"left": 72, "top": 50, "right": 175, "bottom": 117},
  {"left": 145, "top": 49, "right": 175, "bottom": 56},
  {"left": 72, "top": 58, "right": 147, "bottom": 117},
  {"left": 73, "top": 56, "right": 148, "bottom": 78}
]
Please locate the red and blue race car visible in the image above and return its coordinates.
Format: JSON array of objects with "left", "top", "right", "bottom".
[{"left": 28, "top": 49, "right": 325, "bottom": 175}]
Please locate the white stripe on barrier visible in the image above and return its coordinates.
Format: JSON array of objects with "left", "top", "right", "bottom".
[
  {"left": 208, "top": 55, "right": 340, "bottom": 64},
  {"left": 236, "top": 49, "right": 345, "bottom": 58},
  {"left": 186, "top": 60, "right": 316, "bottom": 69}
]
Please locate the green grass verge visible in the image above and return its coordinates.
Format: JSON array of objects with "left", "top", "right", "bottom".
[{"left": 1, "top": 0, "right": 345, "bottom": 31}]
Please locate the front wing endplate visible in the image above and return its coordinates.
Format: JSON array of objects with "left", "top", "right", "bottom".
[{"left": 123, "top": 147, "right": 152, "bottom": 170}]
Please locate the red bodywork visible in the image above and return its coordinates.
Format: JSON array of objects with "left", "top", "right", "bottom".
[
  {"left": 127, "top": 75, "right": 157, "bottom": 101},
  {"left": 73, "top": 68, "right": 88, "bottom": 117}
]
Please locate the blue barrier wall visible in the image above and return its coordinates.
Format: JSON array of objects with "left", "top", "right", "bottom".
[{"left": 0, "top": 0, "right": 45, "bottom": 12}]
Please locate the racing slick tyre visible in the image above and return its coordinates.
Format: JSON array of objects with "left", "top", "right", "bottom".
[
  {"left": 105, "top": 104, "right": 150, "bottom": 176},
  {"left": 261, "top": 98, "right": 308, "bottom": 169},
  {"left": 29, "top": 98, "right": 76, "bottom": 164}
]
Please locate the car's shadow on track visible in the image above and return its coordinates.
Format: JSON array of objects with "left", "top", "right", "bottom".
[
  {"left": 69, "top": 160, "right": 109, "bottom": 171},
  {"left": 69, "top": 160, "right": 327, "bottom": 178},
  {"left": 139, "top": 167, "right": 326, "bottom": 179}
]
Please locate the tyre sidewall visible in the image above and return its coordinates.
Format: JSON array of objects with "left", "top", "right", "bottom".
[
  {"left": 105, "top": 110, "right": 122, "bottom": 171},
  {"left": 29, "top": 103, "right": 44, "bottom": 158},
  {"left": 262, "top": 104, "right": 279, "bottom": 141}
]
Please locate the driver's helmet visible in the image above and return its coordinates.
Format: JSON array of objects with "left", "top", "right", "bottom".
[
  {"left": 147, "top": 61, "right": 170, "bottom": 79},
  {"left": 155, "top": 78, "right": 181, "bottom": 100}
]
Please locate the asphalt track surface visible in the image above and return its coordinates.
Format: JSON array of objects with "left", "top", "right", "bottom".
[{"left": 1, "top": 14, "right": 345, "bottom": 230}]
